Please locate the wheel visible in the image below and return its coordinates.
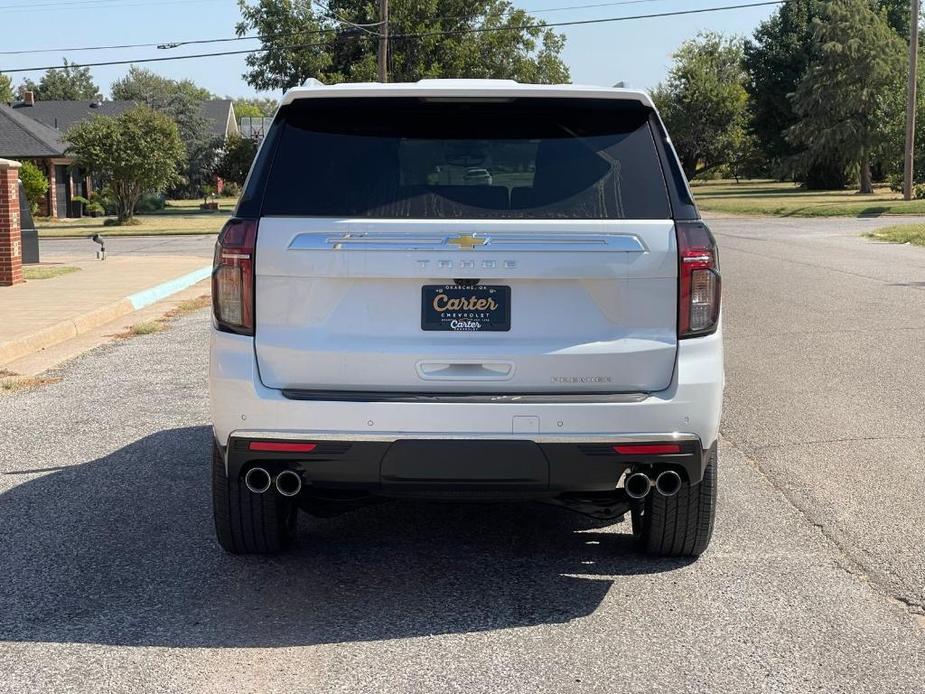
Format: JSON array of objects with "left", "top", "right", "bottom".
[
  {"left": 631, "top": 443, "right": 718, "bottom": 557},
  {"left": 211, "top": 440, "right": 297, "bottom": 554}
]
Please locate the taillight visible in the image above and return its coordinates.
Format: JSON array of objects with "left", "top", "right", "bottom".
[
  {"left": 212, "top": 218, "right": 257, "bottom": 335},
  {"left": 676, "top": 221, "right": 721, "bottom": 338}
]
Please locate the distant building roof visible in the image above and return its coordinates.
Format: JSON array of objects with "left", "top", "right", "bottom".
[
  {"left": 200, "top": 98, "right": 238, "bottom": 139},
  {"left": 0, "top": 103, "right": 68, "bottom": 158},
  {"left": 9, "top": 98, "right": 238, "bottom": 140},
  {"left": 10, "top": 99, "right": 133, "bottom": 132}
]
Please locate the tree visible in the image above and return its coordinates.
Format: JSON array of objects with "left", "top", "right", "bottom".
[
  {"left": 236, "top": 0, "right": 569, "bottom": 90},
  {"left": 787, "top": 0, "right": 906, "bottom": 194},
  {"left": 214, "top": 134, "right": 259, "bottom": 185},
  {"left": 111, "top": 67, "right": 219, "bottom": 197},
  {"left": 231, "top": 97, "right": 277, "bottom": 119},
  {"left": 66, "top": 106, "right": 185, "bottom": 222},
  {"left": 652, "top": 32, "right": 750, "bottom": 179},
  {"left": 0, "top": 73, "right": 13, "bottom": 103},
  {"left": 744, "top": 1, "right": 829, "bottom": 179},
  {"left": 745, "top": 0, "right": 913, "bottom": 188},
  {"left": 878, "top": 0, "right": 915, "bottom": 36},
  {"left": 19, "top": 59, "right": 100, "bottom": 100},
  {"left": 18, "top": 161, "right": 49, "bottom": 214},
  {"left": 111, "top": 66, "right": 214, "bottom": 103}
]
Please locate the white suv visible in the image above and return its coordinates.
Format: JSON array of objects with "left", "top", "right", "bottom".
[{"left": 209, "top": 79, "right": 723, "bottom": 557}]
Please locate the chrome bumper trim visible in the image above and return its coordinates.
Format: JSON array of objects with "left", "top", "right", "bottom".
[{"left": 230, "top": 430, "right": 701, "bottom": 445}]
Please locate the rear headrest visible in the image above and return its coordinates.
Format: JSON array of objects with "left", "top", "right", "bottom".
[{"left": 433, "top": 185, "right": 509, "bottom": 210}]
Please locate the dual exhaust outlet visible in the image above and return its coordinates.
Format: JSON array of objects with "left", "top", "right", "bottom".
[
  {"left": 624, "top": 469, "right": 683, "bottom": 500},
  {"left": 243, "top": 467, "right": 303, "bottom": 497}
]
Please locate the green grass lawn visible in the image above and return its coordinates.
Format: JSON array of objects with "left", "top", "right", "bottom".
[
  {"left": 161, "top": 198, "right": 238, "bottom": 213},
  {"left": 23, "top": 265, "right": 81, "bottom": 280},
  {"left": 37, "top": 199, "right": 231, "bottom": 237},
  {"left": 865, "top": 223, "right": 925, "bottom": 246},
  {"left": 692, "top": 180, "right": 925, "bottom": 217}
]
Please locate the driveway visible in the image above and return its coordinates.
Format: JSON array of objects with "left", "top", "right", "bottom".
[{"left": 0, "top": 217, "right": 923, "bottom": 693}]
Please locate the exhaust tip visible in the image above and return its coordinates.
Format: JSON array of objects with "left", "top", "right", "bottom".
[
  {"left": 244, "top": 467, "right": 272, "bottom": 494},
  {"left": 655, "top": 469, "right": 683, "bottom": 497},
  {"left": 275, "top": 469, "right": 303, "bottom": 497},
  {"left": 624, "top": 471, "right": 652, "bottom": 500}
]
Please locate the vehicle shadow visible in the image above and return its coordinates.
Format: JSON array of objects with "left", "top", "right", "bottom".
[{"left": 0, "top": 426, "right": 691, "bottom": 648}]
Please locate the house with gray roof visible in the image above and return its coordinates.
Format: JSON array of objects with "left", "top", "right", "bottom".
[
  {"left": 0, "top": 102, "right": 88, "bottom": 218},
  {"left": 11, "top": 98, "right": 239, "bottom": 140},
  {"left": 0, "top": 94, "right": 239, "bottom": 218}
]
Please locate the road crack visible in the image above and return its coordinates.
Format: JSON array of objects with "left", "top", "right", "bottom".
[{"left": 719, "top": 432, "right": 925, "bottom": 629}]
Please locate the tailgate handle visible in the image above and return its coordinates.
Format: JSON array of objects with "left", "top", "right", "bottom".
[{"left": 416, "top": 361, "right": 514, "bottom": 381}]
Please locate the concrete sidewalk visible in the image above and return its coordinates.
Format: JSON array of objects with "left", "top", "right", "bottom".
[{"left": 0, "top": 255, "right": 211, "bottom": 366}]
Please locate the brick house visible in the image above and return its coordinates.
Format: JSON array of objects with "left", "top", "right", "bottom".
[
  {"left": 0, "top": 94, "right": 239, "bottom": 219},
  {"left": 0, "top": 102, "right": 88, "bottom": 218}
]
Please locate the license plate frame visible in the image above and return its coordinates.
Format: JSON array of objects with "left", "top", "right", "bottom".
[{"left": 421, "top": 284, "right": 511, "bottom": 332}]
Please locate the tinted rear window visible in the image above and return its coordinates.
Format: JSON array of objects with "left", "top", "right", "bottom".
[{"left": 253, "top": 97, "right": 671, "bottom": 220}]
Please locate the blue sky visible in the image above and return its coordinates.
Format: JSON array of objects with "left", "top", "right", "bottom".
[{"left": 0, "top": 0, "right": 778, "bottom": 100}]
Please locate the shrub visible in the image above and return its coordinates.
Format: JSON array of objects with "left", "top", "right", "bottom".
[
  {"left": 887, "top": 172, "right": 904, "bottom": 193},
  {"left": 914, "top": 183, "right": 925, "bottom": 200},
  {"left": 72, "top": 195, "right": 106, "bottom": 217},
  {"left": 220, "top": 181, "right": 242, "bottom": 198},
  {"left": 136, "top": 192, "right": 165, "bottom": 212},
  {"left": 18, "top": 161, "right": 49, "bottom": 214}
]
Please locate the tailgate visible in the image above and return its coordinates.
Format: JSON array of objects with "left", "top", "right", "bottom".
[{"left": 254, "top": 218, "right": 677, "bottom": 393}]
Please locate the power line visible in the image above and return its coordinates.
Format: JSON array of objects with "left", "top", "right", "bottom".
[
  {"left": 0, "top": 0, "right": 787, "bottom": 74},
  {"left": 0, "top": 0, "right": 763, "bottom": 57},
  {"left": 389, "top": 0, "right": 672, "bottom": 26},
  {"left": 0, "top": 25, "right": 344, "bottom": 56},
  {"left": 313, "top": 0, "right": 383, "bottom": 33},
  {"left": 0, "top": 0, "right": 227, "bottom": 13},
  {"left": 388, "top": 0, "right": 786, "bottom": 41},
  {"left": 0, "top": 40, "right": 338, "bottom": 74}
]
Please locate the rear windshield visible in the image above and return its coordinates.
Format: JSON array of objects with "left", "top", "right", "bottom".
[{"left": 249, "top": 97, "right": 672, "bottom": 220}]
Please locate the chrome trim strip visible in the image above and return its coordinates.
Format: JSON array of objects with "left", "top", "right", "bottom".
[
  {"left": 231, "top": 430, "right": 700, "bottom": 445},
  {"left": 280, "top": 389, "right": 649, "bottom": 404},
  {"left": 287, "top": 231, "right": 647, "bottom": 253}
]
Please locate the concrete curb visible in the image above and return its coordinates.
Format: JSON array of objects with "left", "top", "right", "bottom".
[{"left": 0, "top": 264, "right": 211, "bottom": 367}]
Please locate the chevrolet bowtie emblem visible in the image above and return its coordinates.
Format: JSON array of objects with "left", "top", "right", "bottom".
[{"left": 447, "top": 233, "right": 488, "bottom": 250}]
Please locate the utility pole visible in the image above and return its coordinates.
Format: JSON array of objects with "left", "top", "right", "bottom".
[
  {"left": 378, "top": 0, "right": 389, "bottom": 83},
  {"left": 903, "top": 0, "right": 921, "bottom": 201}
]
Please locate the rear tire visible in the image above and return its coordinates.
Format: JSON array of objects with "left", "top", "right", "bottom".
[
  {"left": 632, "top": 443, "right": 718, "bottom": 557},
  {"left": 212, "top": 440, "right": 297, "bottom": 554}
]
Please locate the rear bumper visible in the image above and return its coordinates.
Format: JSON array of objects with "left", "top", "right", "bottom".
[
  {"left": 226, "top": 434, "right": 707, "bottom": 495},
  {"left": 210, "top": 327, "right": 723, "bottom": 488}
]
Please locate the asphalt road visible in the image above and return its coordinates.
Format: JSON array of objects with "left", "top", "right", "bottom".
[
  {"left": 39, "top": 234, "right": 216, "bottom": 259},
  {"left": 1, "top": 218, "right": 923, "bottom": 693}
]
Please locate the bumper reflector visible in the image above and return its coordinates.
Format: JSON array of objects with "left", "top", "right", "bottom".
[
  {"left": 248, "top": 441, "right": 318, "bottom": 453},
  {"left": 612, "top": 444, "right": 682, "bottom": 455}
]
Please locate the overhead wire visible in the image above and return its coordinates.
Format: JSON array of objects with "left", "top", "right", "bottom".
[{"left": 0, "top": 0, "right": 787, "bottom": 73}]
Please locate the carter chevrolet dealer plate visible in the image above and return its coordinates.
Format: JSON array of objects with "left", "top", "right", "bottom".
[{"left": 421, "top": 285, "right": 511, "bottom": 332}]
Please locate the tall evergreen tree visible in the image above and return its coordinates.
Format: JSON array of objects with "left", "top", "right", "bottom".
[
  {"left": 744, "top": 1, "right": 827, "bottom": 179},
  {"left": 787, "top": 0, "right": 906, "bottom": 194}
]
